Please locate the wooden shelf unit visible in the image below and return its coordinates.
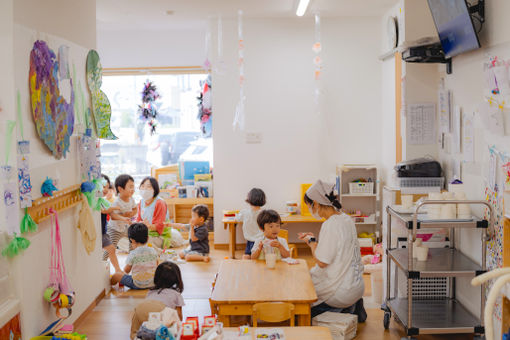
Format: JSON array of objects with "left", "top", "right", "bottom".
[{"left": 164, "top": 197, "right": 214, "bottom": 223}]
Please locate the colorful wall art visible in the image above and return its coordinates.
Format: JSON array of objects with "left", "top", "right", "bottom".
[
  {"left": 29, "top": 40, "right": 75, "bottom": 159},
  {"left": 86, "top": 50, "right": 117, "bottom": 140}
]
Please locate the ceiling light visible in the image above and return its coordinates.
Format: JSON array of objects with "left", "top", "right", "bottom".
[{"left": 296, "top": 0, "right": 310, "bottom": 16}]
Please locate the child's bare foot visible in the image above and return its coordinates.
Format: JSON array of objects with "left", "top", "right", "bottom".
[{"left": 203, "top": 256, "right": 210, "bottom": 263}]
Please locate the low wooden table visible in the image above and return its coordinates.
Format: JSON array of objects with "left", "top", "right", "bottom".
[
  {"left": 222, "top": 326, "right": 332, "bottom": 339},
  {"left": 223, "top": 214, "right": 324, "bottom": 259},
  {"left": 210, "top": 259, "right": 317, "bottom": 326}
]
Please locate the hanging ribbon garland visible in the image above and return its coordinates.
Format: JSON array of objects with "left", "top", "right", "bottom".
[
  {"left": 233, "top": 10, "right": 246, "bottom": 131},
  {"left": 313, "top": 12, "right": 323, "bottom": 114}
]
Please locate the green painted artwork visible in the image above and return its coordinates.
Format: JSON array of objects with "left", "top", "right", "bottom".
[{"left": 86, "top": 50, "right": 117, "bottom": 140}]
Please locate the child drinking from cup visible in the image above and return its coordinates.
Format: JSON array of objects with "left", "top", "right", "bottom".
[{"left": 251, "top": 209, "right": 290, "bottom": 260}]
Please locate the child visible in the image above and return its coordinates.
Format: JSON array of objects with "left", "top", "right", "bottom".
[
  {"left": 130, "top": 261, "right": 185, "bottom": 338},
  {"left": 100, "top": 174, "right": 122, "bottom": 272},
  {"left": 111, "top": 223, "right": 158, "bottom": 289},
  {"left": 236, "top": 188, "right": 265, "bottom": 259},
  {"left": 251, "top": 209, "right": 290, "bottom": 260},
  {"left": 102, "top": 174, "right": 137, "bottom": 261},
  {"left": 171, "top": 204, "right": 210, "bottom": 262}
]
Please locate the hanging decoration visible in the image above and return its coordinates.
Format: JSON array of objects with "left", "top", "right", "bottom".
[
  {"left": 213, "top": 16, "right": 226, "bottom": 75},
  {"left": 313, "top": 12, "right": 323, "bottom": 114},
  {"left": 77, "top": 194, "right": 97, "bottom": 254},
  {"left": 197, "top": 75, "right": 212, "bottom": 137},
  {"left": 86, "top": 50, "right": 117, "bottom": 140},
  {"left": 29, "top": 40, "right": 75, "bottom": 159},
  {"left": 41, "top": 177, "right": 58, "bottom": 197},
  {"left": 137, "top": 80, "right": 161, "bottom": 135},
  {"left": 78, "top": 135, "right": 101, "bottom": 182},
  {"left": 16, "top": 91, "right": 33, "bottom": 208},
  {"left": 233, "top": 10, "right": 246, "bottom": 131},
  {"left": 203, "top": 22, "right": 212, "bottom": 72}
]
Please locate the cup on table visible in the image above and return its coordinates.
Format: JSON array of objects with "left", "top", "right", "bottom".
[
  {"left": 401, "top": 195, "right": 413, "bottom": 209},
  {"left": 412, "top": 238, "right": 422, "bottom": 259},
  {"left": 265, "top": 253, "right": 277, "bottom": 269},
  {"left": 416, "top": 246, "right": 429, "bottom": 261}
]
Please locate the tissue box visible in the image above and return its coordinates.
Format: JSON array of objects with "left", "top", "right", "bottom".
[{"left": 312, "top": 312, "right": 358, "bottom": 340}]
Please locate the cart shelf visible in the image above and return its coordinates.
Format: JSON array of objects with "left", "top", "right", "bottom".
[
  {"left": 387, "top": 206, "right": 488, "bottom": 229},
  {"left": 387, "top": 248, "right": 484, "bottom": 278},
  {"left": 386, "top": 298, "right": 483, "bottom": 335}
]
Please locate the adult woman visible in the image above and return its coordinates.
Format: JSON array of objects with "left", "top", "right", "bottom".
[
  {"left": 136, "top": 177, "right": 169, "bottom": 249},
  {"left": 298, "top": 180, "right": 366, "bottom": 320}
]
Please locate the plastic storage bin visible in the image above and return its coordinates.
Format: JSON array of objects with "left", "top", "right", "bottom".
[{"left": 349, "top": 182, "right": 374, "bottom": 194}]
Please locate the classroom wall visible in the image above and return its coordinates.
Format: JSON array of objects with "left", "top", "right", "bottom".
[
  {"left": 0, "top": 1, "right": 104, "bottom": 337},
  {"left": 436, "top": 0, "right": 510, "bottom": 322},
  {"left": 211, "top": 17, "right": 383, "bottom": 244},
  {"left": 97, "top": 28, "right": 206, "bottom": 68}
]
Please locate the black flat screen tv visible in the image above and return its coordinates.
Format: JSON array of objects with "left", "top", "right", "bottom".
[{"left": 427, "top": 0, "right": 481, "bottom": 58}]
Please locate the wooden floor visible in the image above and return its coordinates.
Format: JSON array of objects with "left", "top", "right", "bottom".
[{"left": 76, "top": 246, "right": 475, "bottom": 340}]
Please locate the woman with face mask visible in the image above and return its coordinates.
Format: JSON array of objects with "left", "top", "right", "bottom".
[
  {"left": 135, "top": 176, "right": 169, "bottom": 249},
  {"left": 298, "top": 180, "right": 366, "bottom": 322}
]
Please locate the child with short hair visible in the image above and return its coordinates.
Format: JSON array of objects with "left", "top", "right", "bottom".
[
  {"left": 236, "top": 188, "right": 266, "bottom": 259},
  {"left": 130, "top": 261, "right": 185, "bottom": 338},
  {"left": 100, "top": 174, "right": 122, "bottom": 272},
  {"left": 170, "top": 204, "right": 210, "bottom": 262},
  {"left": 251, "top": 209, "right": 290, "bottom": 260},
  {"left": 111, "top": 223, "right": 158, "bottom": 289},
  {"left": 102, "top": 174, "right": 137, "bottom": 261}
]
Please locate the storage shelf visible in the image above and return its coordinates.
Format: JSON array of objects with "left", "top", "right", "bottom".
[
  {"left": 341, "top": 194, "right": 377, "bottom": 197},
  {"left": 387, "top": 206, "right": 488, "bottom": 229},
  {"left": 387, "top": 298, "right": 481, "bottom": 334},
  {"left": 388, "top": 248, "right": 483, "bottom": 278}
]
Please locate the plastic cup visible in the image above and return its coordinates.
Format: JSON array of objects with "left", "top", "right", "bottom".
[
  {"left": 416, "top": 246, "right": 429, "bottom": 261},
  {"left": 265, "top": 253, "right": 277, "bottom": 269},
  {"left": 401, "top": 195, "right": 413, "bottom": 209}
]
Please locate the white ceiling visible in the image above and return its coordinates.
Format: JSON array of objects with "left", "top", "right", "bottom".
[{"left": 97, "top": 0, "right": 399, "bottom": 31}]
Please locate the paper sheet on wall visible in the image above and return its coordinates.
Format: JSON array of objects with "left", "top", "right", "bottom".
[
  {"left": 17, "top": 141, "right": 32, "bottom": 208},
  {"left": 406, "top": 103, "right": 435, "bottom": 145},
  {"left": 453, "top": 106, "right": 461, "bottom": 153},
  {"left": 478, "top": 101, "right": 505, "bottom": 136},
  {"left": 462, "top": 112, "right": 475, "bottom": 162},
  {"left": 3, "top": 182, "right": 19, "bottom": 235},
  {"left": 489, "top": 151, "right": 497, "bottom": 191},
  {"left": 78, "top": 135, "right": 101, "bottom": 181},
  {"left": 438, "top": 89, "right": 451, "bottom": 133}
]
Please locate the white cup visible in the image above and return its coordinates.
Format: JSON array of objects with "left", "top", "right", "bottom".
[
  {"left": 265, "top": 253, "right": 277, "bottom": 269},
  {"left": 416, "top": 246, "right": 429, "bottom": 261},
  {"left": 412, "top": 239, "right": 422, "bottom": 258},
  {"left": 401, "top": 195, "right": 413, "bottom": 209}
]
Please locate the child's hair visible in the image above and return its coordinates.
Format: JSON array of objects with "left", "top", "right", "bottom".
[
  {"left": 128, "top": 223, "right": 148, "bottom": 244},
  {"left": 114, "top": 174, "right": 134, "bottom": 194},
  {"left": 245, "top": 188, "right": 266, "bottom": 207},
  {"left": 257, "top": 209, "right": 281, "bottom": 230},
  {"left": 152, "top": 261, "right": 184, "bottom": 293},
  {"left": 140, "top": 176, "right": 160, "bottom": 198},
  {"left": 101, "top": 174, "right": 111, "bottom": 187},
  {"left": 192, "top": 204, "right": 209, "bottom": 221},
  {"left": 304, "top": 192, "right": 342, "bottom": 210}
]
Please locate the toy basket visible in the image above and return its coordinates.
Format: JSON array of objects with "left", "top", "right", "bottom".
[{"left": 349, "top": 182, "right": 374, "bottom": 194}]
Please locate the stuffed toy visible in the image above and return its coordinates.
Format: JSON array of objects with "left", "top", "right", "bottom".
[{"left": 362, "top": 243, "right": 383, "bottom": 265}]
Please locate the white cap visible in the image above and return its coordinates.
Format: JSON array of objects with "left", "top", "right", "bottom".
[{"left": 306, "top": 180, "right": 336, "bottom": 207}]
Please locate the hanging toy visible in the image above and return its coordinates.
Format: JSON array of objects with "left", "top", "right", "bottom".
[
  {"left": 20, "top": 207, "right": 38, "bottom": 234},
  {"left": 1, "top": 233, "right": 30, "bottom": 258},
  {"left": 42, "top": 177, "right": 58, "bottom": 197},
  {"left": 137, "top": 80, "right": 161, "bottom": 135},
  {"left": 80, "top": 178, "right": 102, "bottom": 210}
]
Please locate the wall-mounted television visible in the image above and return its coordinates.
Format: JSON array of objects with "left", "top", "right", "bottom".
[{"left": 427, "top": 0, "right": 481, "bottom": 58}]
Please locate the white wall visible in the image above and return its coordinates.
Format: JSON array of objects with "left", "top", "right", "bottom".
[
  {"left": 98, "top": 29, "right": 206, "bottom": 68},
  {"left": 212, "top": 17, "right": 383, "bottom": 244},
  {"left": 436, "top": 0, "right": 510, "bottom": 323},
  {"left": 0, "top": 1, "right": 104, "bottom": 337}
]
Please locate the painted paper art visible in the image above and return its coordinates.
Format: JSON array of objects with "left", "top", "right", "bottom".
[
  {"left": 79, "top": 135, "right": 101, "bottom": 181},
  {"left": 17, "top": 141, "right": 32, "bottom": 208},
  {"left": 4, "top": 182, "right": 19, "bottom": 236},
  {"left": 0, "top": 313, "right": 21, "bottom": 340},
  {"left": 86, "top": 50, "right": 117, "bottom": 140},
  {"left": 29, "top": 40, "right": 75, "bottom": 159}
]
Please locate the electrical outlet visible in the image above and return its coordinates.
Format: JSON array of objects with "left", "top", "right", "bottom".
[{"left": 245, "top": 132, "right": 262, "bottom": 144}]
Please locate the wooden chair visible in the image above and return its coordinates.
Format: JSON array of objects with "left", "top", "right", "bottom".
[
  {"left": 278, "top": 229, "right": 298, "bottom": 258},
  {"left": 252, "top": 302, "right": 295, "bottom": 327}
]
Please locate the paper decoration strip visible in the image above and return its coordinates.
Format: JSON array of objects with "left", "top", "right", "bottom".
[
  {"left": 29, "top": 40, "right": 74, "bottom": 159},
  {"left": 58, "top": 46, "right": 70, "bottom": 80},
  {"left": 79, "top": 135, "right": 101, "bottom": 181},
  {"left": 86, "top": 50, "right": 117, "bottom": 140},
  {"left": 4, "top": 182, "right": 19, "bottom": 236},
  {"left": 17, "top": 141, "right": 32, "bottom": 208},
  {"left": 233, "top": 10, "right": 246, "bottom": 131}
]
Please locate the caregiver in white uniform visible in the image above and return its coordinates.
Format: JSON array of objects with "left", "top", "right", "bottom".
[{"left": 298, "top": 180, "right": 366, "bottom": 320}]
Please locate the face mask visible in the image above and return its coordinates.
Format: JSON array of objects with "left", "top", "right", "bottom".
[
  {"left": 140, "top": 189, "right": 154, "bottom": 201},
  {"left": 309, "top": 204, "right": 321, "bottom": 220}
]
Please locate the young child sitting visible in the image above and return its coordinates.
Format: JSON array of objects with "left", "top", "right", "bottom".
[
  {"left": 236, "top": 188, "right": 266, "bottom": 259},
  {"left": 170, "top": 204, "right": 210, "bottom": 263},
  {"left": 130, "top": 261, "right": 185, "bottom": 338},
  {"left": 110, "top": 223, "right": 158, "bottom": 289},
  {"left": 251, "top": 209, "right": 290, "bottom": 260}
]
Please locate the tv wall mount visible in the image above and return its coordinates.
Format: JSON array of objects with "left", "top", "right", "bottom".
[{"left": 468, "top": 0, "right": 485, "bottom": 27}]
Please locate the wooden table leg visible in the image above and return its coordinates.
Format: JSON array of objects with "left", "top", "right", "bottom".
[
  {"left": 217, "top": 313, "right": 231, "bottom": 327},
  {"left": 230, "top": 223, "right": 237, "bottom": 259},
  {"left": 297, "top": 309, "right": 311, "bottom": 326}
]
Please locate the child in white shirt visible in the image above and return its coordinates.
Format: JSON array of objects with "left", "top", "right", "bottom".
[
  {"left": 251, "top": 209, "right": 290, "bottom": 260},
  {"left": 237, "top": 188, "right": 266, "bottom": 259}
]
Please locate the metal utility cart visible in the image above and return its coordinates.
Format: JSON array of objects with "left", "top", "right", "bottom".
[{"left": 384, "top": 200, "right": 493, "bottom": 339}]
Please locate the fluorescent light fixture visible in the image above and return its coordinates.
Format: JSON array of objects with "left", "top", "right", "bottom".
[{"left": 296, "top": 0, "right": 310, "bottom": 16}]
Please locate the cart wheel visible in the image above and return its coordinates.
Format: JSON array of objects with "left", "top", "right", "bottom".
[
  {"left": 473, "top": 335, "right": 485, "bottom": 340},
  {"left": 383, "top": 312, "right": 391, "bottom": 329}
]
